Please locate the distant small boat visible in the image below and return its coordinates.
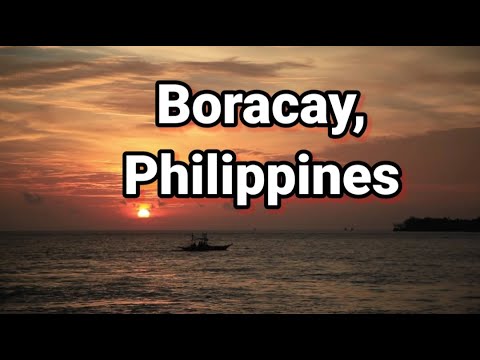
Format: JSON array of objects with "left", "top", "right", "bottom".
[{"left": 179, "top": 233, "right": 232, "bottom": 252}]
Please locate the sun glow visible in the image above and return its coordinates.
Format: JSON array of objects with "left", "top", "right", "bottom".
[{"left": 137, "top": 208, "right": 150, "bottom": 218}]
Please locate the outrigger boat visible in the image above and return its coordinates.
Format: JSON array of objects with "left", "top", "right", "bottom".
[{"left": 179, "top": 233, "right": 232, "bottom": 252}]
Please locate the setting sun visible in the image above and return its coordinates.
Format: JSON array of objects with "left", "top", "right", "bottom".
[{"left": 137, "top": 208, "right": 150, "bottom": 218}]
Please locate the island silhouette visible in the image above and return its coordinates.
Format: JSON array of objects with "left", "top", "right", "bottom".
[{"left": 393, "top": 217, "right": 480, "bottom": 232}]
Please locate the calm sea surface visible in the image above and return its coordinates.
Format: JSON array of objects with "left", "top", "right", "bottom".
[{"left": 1, "top": 231, "right": 479, "bottom": 313}]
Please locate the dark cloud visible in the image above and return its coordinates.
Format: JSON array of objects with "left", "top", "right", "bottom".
[
  {"left": 0, "top": 49, "right": 314, "bottom": 118},
  {"left": 23, "top": 191, "right": 43, "bottom": 204},
  {"left": 0, "top": 136, "right": 93, "bottom": 156},
  {"left": 0, "top": 49, "right": 312, "bottom": 91},
  {"left": 231, "top": 148, "right": 270, "bottom": 157},
  {"left": 0, "top": 164, "right": 122, "bottom": 197},
  {"left": 157, "top": 199, "right": 185, "bottom": 208},
  {"left": 89, "top": 92, "right": 154, "bottom": 116},
  {"left": 384, "top": 59, "right": 480, "bottom": 89},
  {"left": 319, "top": 127, "right": 480, "bottom": 187},
  {"left": 229, "top": 127, "right": 480, "bottom": 190},
  {"left": 0, "top": 46, "right": 105, "bottom": 63},
  {"left": 0, "top": 57, "right": 162, "bottom": 89},
  {"left": 431, "top": 46, "right": 480, "bottom": 60},
  {"left": 0, "top": 118, "right": 52, "bottom": 137},
  {"left": 0, "top": 59, "right": 86, "bottom": 77},
  {"left": 176, "top": 58, "right": 312, "bottom": 77},
  {"left": 372, "top": 96, "right": 480, "bottom": 130},
  {"left": 231, "top": 148, "right": 295, "bottom": 162},
  {"left": 156, "top": 199, "right": 184, "bottom": 208},
  {"left": 419, "top": 69, "right": 480, "bottom": 87}
]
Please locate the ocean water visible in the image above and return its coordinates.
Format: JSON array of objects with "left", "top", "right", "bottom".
[{"left": 1, "top": 231, "right": 479, "bottom": 313}]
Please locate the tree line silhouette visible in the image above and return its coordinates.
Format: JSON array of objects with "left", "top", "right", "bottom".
[{"left": 393, "top": 216, "right": 480, "bottom": 232}]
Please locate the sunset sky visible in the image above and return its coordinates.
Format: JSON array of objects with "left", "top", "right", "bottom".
[{"left": 0, "top": 46, "right": 479, "bottom": 230}]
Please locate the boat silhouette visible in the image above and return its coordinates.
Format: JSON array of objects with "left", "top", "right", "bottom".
[{"left": 179, "top": 233, "right": 232, "bottom": 252}]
